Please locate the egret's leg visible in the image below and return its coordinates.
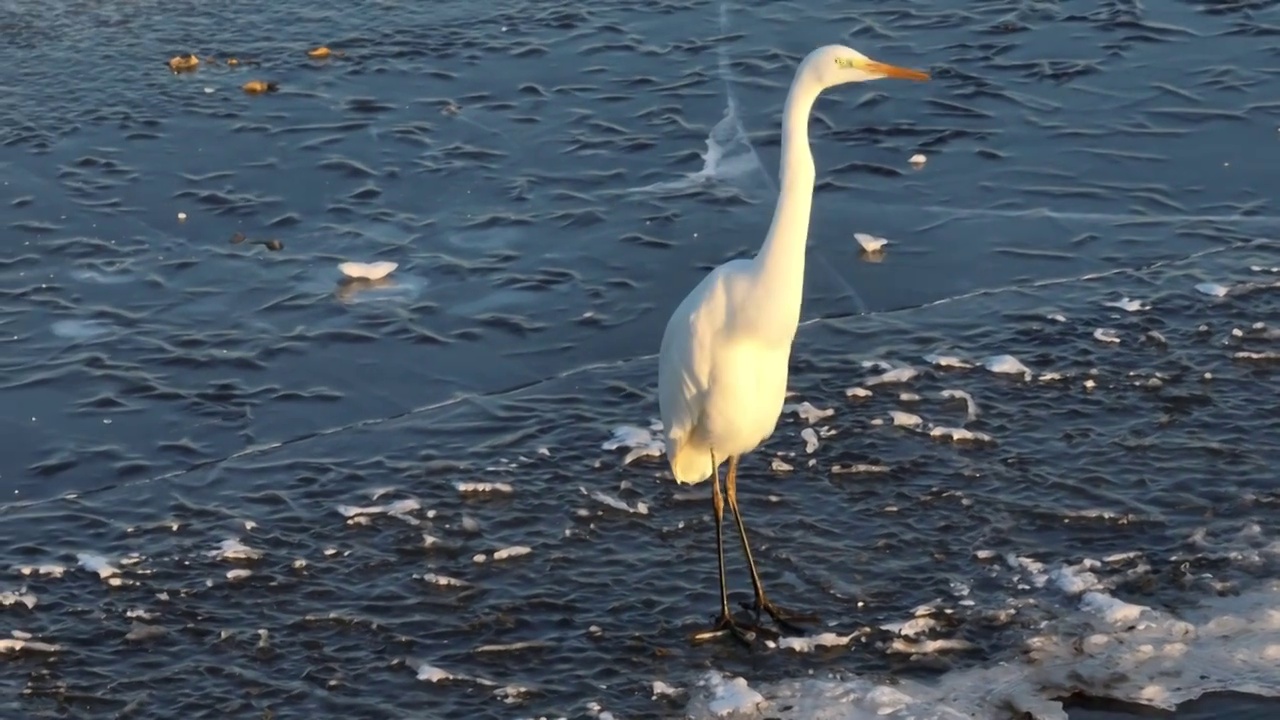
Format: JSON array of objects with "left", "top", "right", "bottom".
[
  {"left": 725, "top": 455, "right": 818, "bottom": 632},
  {"left": 692, "top": 450, "right": 759, "bottom": 647},
  {"left": 710, "top": 451, "right": 733, "bottom": 622}
]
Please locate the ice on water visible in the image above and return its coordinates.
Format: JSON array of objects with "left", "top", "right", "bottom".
[
  {"left": 1093, "top": 328, "right": 1122, "bottom": 344},
  {"left": 888, "top": 410, "right": 922, "bottom": 428},
  {"left": 0, "top": 591, "right": 37, "bottom": 609},
  {"left": 929, "top": 425, "right": 995, "bottom": 443},
  {"left": 76, "top": 552, "right": 123, "bottom": 581},
  {"left": 864, "top": 366, "right": 919, "bottom": 386},
  {"left": 0, "top": 638, "right": 60, "bottom": 655},
  {"left": 338, "top": 260, "right": 398, "bottom": 280},
  {"left": 939, "top": 389, "right": 979, "bottom": 422},
  {"left": 800, "top": 427, "right": 819, "bottom": 453},
  {"left": 775, "top": 631, "right": 858, "bottom": 653},
  {"left": 923, "top": 353, "right": 974, "bottom": 369},
  {"left": 684, "top": 571, "right": 1280, "bottom": 719},
  {"left": 416, "top": 572, "right": 469, "bottom": 588},
  {"left": 16, "top": 564, "right": 65, "bottom": 578},
  {"left": 1195, "top": 281, "right": 1230, "bottom": 297},
  {"left": 602, "top": 424, "right": 664, "bottom": 465},
  {"left": 491, "top": 545, "right": 532, "bottom": 561},
  {"left": 208, "top": 538, "right": 263, "bottom": 561},
  {"left": 782, "top": 401, "right": 834, "bottom": 424},
  {"left": 853, "top": 232, "right": 888, "bottom": 253},
  {"left": 982, "top": 354, "right": 1033, "bottom": 379},
  {"left": 582, "top": 487, "right": 649, "bottom": 515},
  {"left": 456, "top": 481, "right": 515, "bottom": 495},
  {"left": 336, "top": 497, "right": 422, "bottom": 518},
  {"left": 1103, "top": 297, "right": 1150, "bottom": 312}
]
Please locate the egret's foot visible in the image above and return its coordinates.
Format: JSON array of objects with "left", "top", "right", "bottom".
[
  {"left": 691, "top": 613, "right": 773, "bottom": 647},
  {"left": 742, "top": 598, "right": 820, "bottom": 634}
]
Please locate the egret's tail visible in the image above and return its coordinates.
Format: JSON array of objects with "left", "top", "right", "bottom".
[{"left": 668, "top": 436, "right": 715, "bottom": 485}]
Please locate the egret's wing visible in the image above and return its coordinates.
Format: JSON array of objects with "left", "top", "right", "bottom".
[
  {"left": 656, "top": 264, "right": 736, "bottom": 451},
  {"left": 657, "top": 311, "right": 704, "bottom": 450}
]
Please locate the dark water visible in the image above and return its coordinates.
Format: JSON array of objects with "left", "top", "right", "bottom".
[{"left": 2, "top": 0, "right": 1279, "bottom": 717}]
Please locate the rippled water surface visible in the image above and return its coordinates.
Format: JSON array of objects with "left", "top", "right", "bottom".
[{"left": 2, "top": 0, "right": 1280, "bottom": 718}]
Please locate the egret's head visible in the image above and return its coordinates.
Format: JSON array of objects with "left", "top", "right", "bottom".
[{"left": 801, "top": 44, "right": 930, "bottom": 89}]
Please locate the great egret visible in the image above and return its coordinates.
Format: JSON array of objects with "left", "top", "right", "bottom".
[{"left": 657, "top": 44, "right": 929, "bottom": 644}]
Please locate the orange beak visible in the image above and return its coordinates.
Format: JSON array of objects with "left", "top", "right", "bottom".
[{"left": 864, "top": 60, "right": 930, "bottom": 82}]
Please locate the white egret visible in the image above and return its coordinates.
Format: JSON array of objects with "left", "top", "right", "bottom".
[{"left": 657, "top": 45, "right": 928, "bottom": 644}]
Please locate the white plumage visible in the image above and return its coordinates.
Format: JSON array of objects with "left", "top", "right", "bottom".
[{"left": 655, "top": 43, "right": 929, "bottom": 644}]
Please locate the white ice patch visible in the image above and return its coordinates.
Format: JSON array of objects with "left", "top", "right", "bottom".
[
  {"left": 929, "top": 426, "right": 995, "bottom": 444},
  {"left": 208, "top": 539, "right": 262, "bottom": 561},
  {"left": 416, "top": 573, "right": 469, "bottom": 588},
  {"left": 1103, "top": 297, "right": 1150, "bottom": 312},
  {"left": 456, "top": 481, "right": 514, "bottom": 495},
  {"left": 76, "top": 553, "right": 124, "bottom": 584},
  {"left": 983, "top": 354, "right": 1032, "bottom": 379},
  {"left": 889, "top": 411, "right": 922, "bottom": 428},
  {"left": 1078, "top": 591, "right": 1149, "bottom": 624},
  {"left": 831, "top": 463, "right": 890, "bottom": 475},
  {"left": 1235, "top": 351, "right": 1280, "bottom": 362},
  {"left": 491, "top": 546, "right": 532, "bottom": 561},
  {"left": 940, "top": 389, "right": 979, "bottom": 423},
  {"left": 582, "top": 488, "right": 649, "bottom": 515},
  {"left": 854, "top": 232, "right": 888, "bottom": 252},
  {"left": 683, "top": 573, "right": 1280, "bottom": 720},
  {"left": 1195, "top": 282, "right": 1230, "bottom": 297},
  {"left": 336, "top": 498, "right": 421, "bottom": 518},
  {"left": 653, "top": 680, "right": 681, "bottom": 698},
  {"left": 602, "top": 425, "right": 664, "bottom": 465},
  {"left": 0, "top": 591, "right": 37, "bottom": 609},
  {"left": 694, "top": 672, "right": 766, "bottom": 717},
  {"left": 800, "top": 427, "right": 819, "bottom": 453},
  {"left": 923, "top": 353, "right": 973, "bottom": 369},
  {"left": 782, "top": 401, "right": 834, "bottom": 424},
  {"left": 1093, "top": 328, "right": 1121, "bottom": 344},
  {"left": 865, "top": 366, "right": 918, "bottom": 386},
  {"left": 338, "top": 261, "right": 398, "bottom": 280},
  {"left": 889, "top": 637, "right": 976, "bottom": 654},
  {"left": 16, "top": 564, "right": 65, "bottom": 579},
  {"left": 881, "top": 616, "right": 939, "bottom": 638},
  {"left": 0, "top": 638, "right": 60, "bottom": 654},
  {"left": 776, "top": 631, "right": 857, "bottom": 652},
  {"left": 408, "top": 658, "right": 496, "bottom": 686}
]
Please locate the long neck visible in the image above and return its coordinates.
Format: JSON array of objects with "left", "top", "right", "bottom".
[{"left": 754, "top": 73, "right": 821, "bottom": 313}]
